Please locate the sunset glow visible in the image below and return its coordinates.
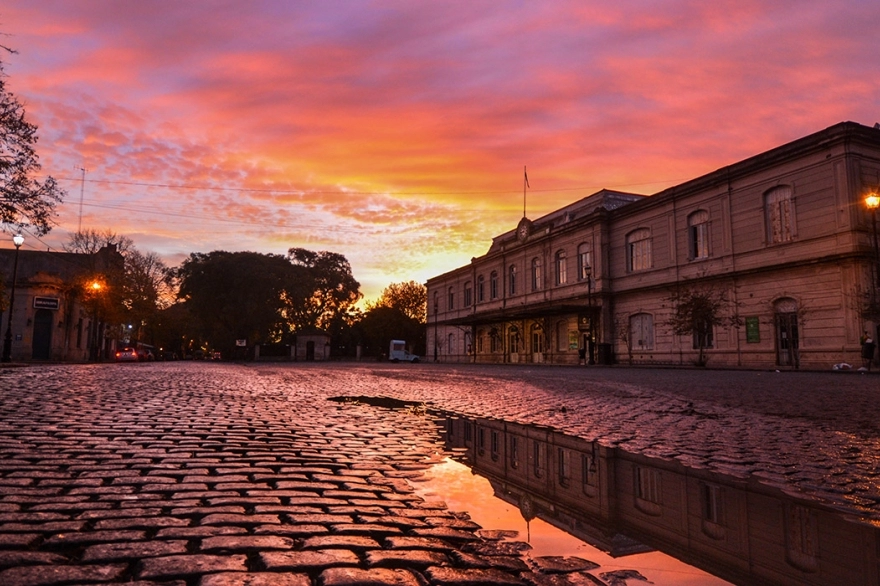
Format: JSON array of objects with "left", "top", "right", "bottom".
[{"left": 2, "top": 1, "right": 879, "bottom": 300}]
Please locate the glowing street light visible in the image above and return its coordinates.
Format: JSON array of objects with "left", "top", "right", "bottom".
[
  {"left": 2, "top": 234, "right": 24, "bottom": 362},
  {"left": 866, "top": 192, "right": 880, "bottom": 288}
]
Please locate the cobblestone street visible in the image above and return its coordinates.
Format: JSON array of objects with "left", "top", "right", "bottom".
[{"left": 0, "top": 361, "right": 878, "bottom": 585}]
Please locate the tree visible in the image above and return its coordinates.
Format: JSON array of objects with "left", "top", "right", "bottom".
[
  {"left": 124, "top": 249, "right": 173, "bottom": 343},
  {"left": 356, "top": 305, "right": 425, "bottom": 359},
  {"left": 285, "top": 248, "right": 361, "bottom": 333},
  {"left": 176, "top": 251, "right": 293, "bottom": 355},
  {"left": 63, "top": 228, "right": 133, "bottom": 256},
  {"left": 367, "top": 280, "right": 427, "bottom": 323},
  {"left": 666, "top": 283, "right": 739, "bottom": 367},
  {"left": 0, "top": 53, "right": 65, "bottom": 234}
]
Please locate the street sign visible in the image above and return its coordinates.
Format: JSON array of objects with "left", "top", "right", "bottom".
[{"left": 33, "top": 297, "right": 60, "bottom": 310}]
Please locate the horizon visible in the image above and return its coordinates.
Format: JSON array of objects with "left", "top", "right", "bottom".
[{"left": 2, "top": 1, "right": 878, "bottom": 303}]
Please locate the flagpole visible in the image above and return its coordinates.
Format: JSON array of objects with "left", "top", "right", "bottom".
[{"left": 523, "top": 166, "right": 528, "bottom": 218}]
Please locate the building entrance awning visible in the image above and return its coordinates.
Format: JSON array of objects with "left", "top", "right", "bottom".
[{"left": 436, "top": 298, "right": 598, "bottom": 327}]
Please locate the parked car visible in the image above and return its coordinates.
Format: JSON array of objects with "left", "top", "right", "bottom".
[{"left": 115, "top": 347, "right": 138, "bottom": 362}]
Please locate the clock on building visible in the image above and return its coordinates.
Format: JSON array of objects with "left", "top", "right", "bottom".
[{"left": 516, "top": 218, "right": 532, "bottom": 242}]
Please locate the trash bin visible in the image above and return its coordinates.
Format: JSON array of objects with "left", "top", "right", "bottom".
[{"left": 597, "top": 343, "right": 613, "bottom": 365}]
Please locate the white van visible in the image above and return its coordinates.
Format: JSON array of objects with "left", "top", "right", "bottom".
[{"left": 389, "top": 340, "right": 420, "bottom": 363}]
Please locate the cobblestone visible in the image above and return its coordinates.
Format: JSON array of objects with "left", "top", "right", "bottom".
[{"left": 0, "top": 361, "right": 876, "bottom": 584}]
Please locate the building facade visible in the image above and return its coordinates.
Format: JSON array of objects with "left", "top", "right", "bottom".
[
  {"left": 427, "top": 122, "right": 880, "bottom": 369},
  {"left": 0, "top": 244, "right": 124, "bottom": 362}
]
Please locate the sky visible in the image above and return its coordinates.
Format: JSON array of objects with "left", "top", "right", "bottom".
[{"left": 2, "top": 1, "right": 879, "bottom": 302}]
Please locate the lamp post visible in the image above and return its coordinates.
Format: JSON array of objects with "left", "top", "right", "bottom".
[
  {"left": 87, "top": 280, "right": 104, "bottom": 362},
  {"left": 866, "top": 193, "right": 880, "bottom": 290},
  {"left": 2, "top": 234, "right": 24, "bottom": 363},
  {"left": 585, "top": 264, "right": 595, "bottom": 365}
]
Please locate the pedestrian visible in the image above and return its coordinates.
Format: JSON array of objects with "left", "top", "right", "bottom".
[
  {"left": 861, "top": 331, "right": 875, "bottom": 371},
  {"left": 578, "top": 346, "right": 586, "bottom": 366}
]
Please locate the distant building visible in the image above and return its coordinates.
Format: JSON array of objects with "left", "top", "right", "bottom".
[
  {"left": 427, "top": 121, "right": 880, "bottom": 369},
  {"left": 0, "top": 244, "right": 124, "bottom": 362}
]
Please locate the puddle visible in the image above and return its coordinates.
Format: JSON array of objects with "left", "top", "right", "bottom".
[
  {"left": 412, "top": 456, "right": 732, "bottom": 586},
  {"left": 331, "top": 395, "right": 879, "bottom": 585}
]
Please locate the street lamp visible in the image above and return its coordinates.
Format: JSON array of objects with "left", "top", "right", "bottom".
[
  {"left": 585, "top": 264, "right": 595, "bottom": 365},
  {"left": 2, "top": 234, "right": 24, "bottom": 362},
  {"left": 866, "top": 192, "right": 880, "bottom": 289},
  {"left": 87, "top": 279, "right": 105, "bottom": 362}
]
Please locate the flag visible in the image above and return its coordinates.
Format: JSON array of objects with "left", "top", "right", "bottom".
[{"left": 524, "top": 166, "right": 529, "bottom": 188}]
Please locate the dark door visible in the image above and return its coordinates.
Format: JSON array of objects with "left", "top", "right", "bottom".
[
  {"left": 776, "top": 312, "right": 799, "bottom": 368},
  {"left": 306, "top": 341, "right": 315, "bottom": 361},
  {"left": 32, "top": 309, "right": 53, "bottom": 360}
]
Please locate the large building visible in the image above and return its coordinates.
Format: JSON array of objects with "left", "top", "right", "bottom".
[
  {"left": 426, "top": 122, "right": 880, "bottom": 370},
  {"left": 0, "top": 243, "right": 124, "bottom": 362}
]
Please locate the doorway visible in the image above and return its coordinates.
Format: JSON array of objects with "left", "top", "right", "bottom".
[
  {"left": 32, "top": 309, "right": 53, "bottom": 360},
  {"left": 775, "top": 299, "right": 799, "bottom": 368}
]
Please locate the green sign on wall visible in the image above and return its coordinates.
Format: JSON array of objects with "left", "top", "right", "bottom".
[{"left": 745, "top": 316, "right": 760, "bottom": 343}]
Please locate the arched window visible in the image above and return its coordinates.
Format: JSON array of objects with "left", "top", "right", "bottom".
[
  {"left": 531, "top": 258, "right": 542, "bottom": 291},
  {"left": 477, "top": 275, "right": 485, "bottom": 302},
  {"left": 508, "top": 264, "right": 517, "bottom": 295},
  {"left": 433, "top": 292, "right": 439, "bottom": 314},
  {"left": 627, "top": 228, "right": 652, "bottom": 272},
  {"left": 765, "top": 185, "right": 795, "bottom": 243},
  {"left": 688, "top": 210, "right": 710, "bottom": 259},
  {"left": 577, "top": 243, "right": 592, "bottom": 281},
  {"left": 464, "top": 281, "right": 472, "bottom": 306},
  {"left": 555, "top": 251, "right": 567, "bottom": 285},
  {"left": 447, "top": 286, "right": 454, "bottom": 311},
  {"left": 490, "top": 271, "right": 499, "bottom": 299},
  {"left": 447, "top": 333, "right": 456, "bottom": 355}
]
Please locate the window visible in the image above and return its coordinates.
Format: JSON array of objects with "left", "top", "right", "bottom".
[
  {"left": 447, "top": 333, "right": 455, "bottom": 354},
  {"left": 765, "top": 185, "right": 794, "bottom": 244},
  {"left": 464, "top": 281, "right": 472, "bottom": 307},
  {"left": 531, "top": 325, "right": 544, "bottom": 354},
  {"left": 491, "top": 430, "right": 500, "bottom": 460},
  {"left": 532, "top": 441, "right": 544, "bottom": 478},
  {"left": 531, "top": 258, "right": 542, "bottom": 291},
  {"left": 433, "top": 293, "right": 439, "bottom": 315},
  {"left": 477, "top": 275, "right": 485, "bottom": 302},
  {"left": 508, "top": 264, "right": 517, "bottom": 295},
  {"left": 688, "top": 210, "right": 710, "bottom": 259},
  {"left": 558, "top": 447, "right": 571, "bottom": 487},
  {"left": 693, "top": 319, "right": 714, "bottom": 349},
  {"left": 630, "top": 313, "right": 654, "bottom": 350},
  {"left": 627, "top": 228, "right": 652, "bottom": 272},
  {"left": 577, "top": 244, "right": 592, "bottom": 281},
  {"left": 555, "top": 250, "right": 567, "bottom": 285},
  {"left": 447, "top": 287, "right": 454, "bottom": 311},
  {"left": 556, "top": 320, "right": 569, "bottom": 352},
  {"left": 636, "top": 466, "right": 661, "bottom": 505},
  {"left": 509, "top": 331, "right": 519, "bottom": 353},
  {"left": 510, "top": 436, "right": 519, "bottom": 468},
  {"left": 702, "top": 483, "right": 722, "bottom": 525},
  {"left": 490, "top": 271, "right": 499, "bottom": 299}
]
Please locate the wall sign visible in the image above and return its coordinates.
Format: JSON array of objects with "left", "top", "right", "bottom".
[
  {"left": 33, "top": 297, "right": 60, "bottom": 310},
  {"left": 745, "top": 316, "right": 760, "bottom": 343}
]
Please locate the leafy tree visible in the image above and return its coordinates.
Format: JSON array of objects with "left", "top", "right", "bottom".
[
  {"left": 285, "top": 248, "right": 361, "bottom": 333},
  {"left": 176, "top": 251, "right": 293, "bottom": 354},
  {"left": 124, "top": 249, "right": 173, "bottom": 343},
  {"left": 356, "top": 305, "right": 425, "bottom": 358},
  {"left": 0, "top": 52, "right": 65, "bottom": 234},
  {"left": 666, "top": 283, "right": 739, "bottom": 366},
  {"left": 64, "top": 230, "right": 169, "bottom": 344},
  {"left": 366, "top": 280, "right": 427, "bottom": 323}
]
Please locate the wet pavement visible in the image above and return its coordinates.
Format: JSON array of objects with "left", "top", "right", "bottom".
[{"left": 0, "top": 361, "right": 877, "bottom": 585}]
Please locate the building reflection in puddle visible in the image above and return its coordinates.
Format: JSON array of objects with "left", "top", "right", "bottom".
[
  {"left": 413, "top": 455, "right": 731, "bottom": 586},
  {"left": 431, "top": 413, "right": 879, "bottom": 586}
]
